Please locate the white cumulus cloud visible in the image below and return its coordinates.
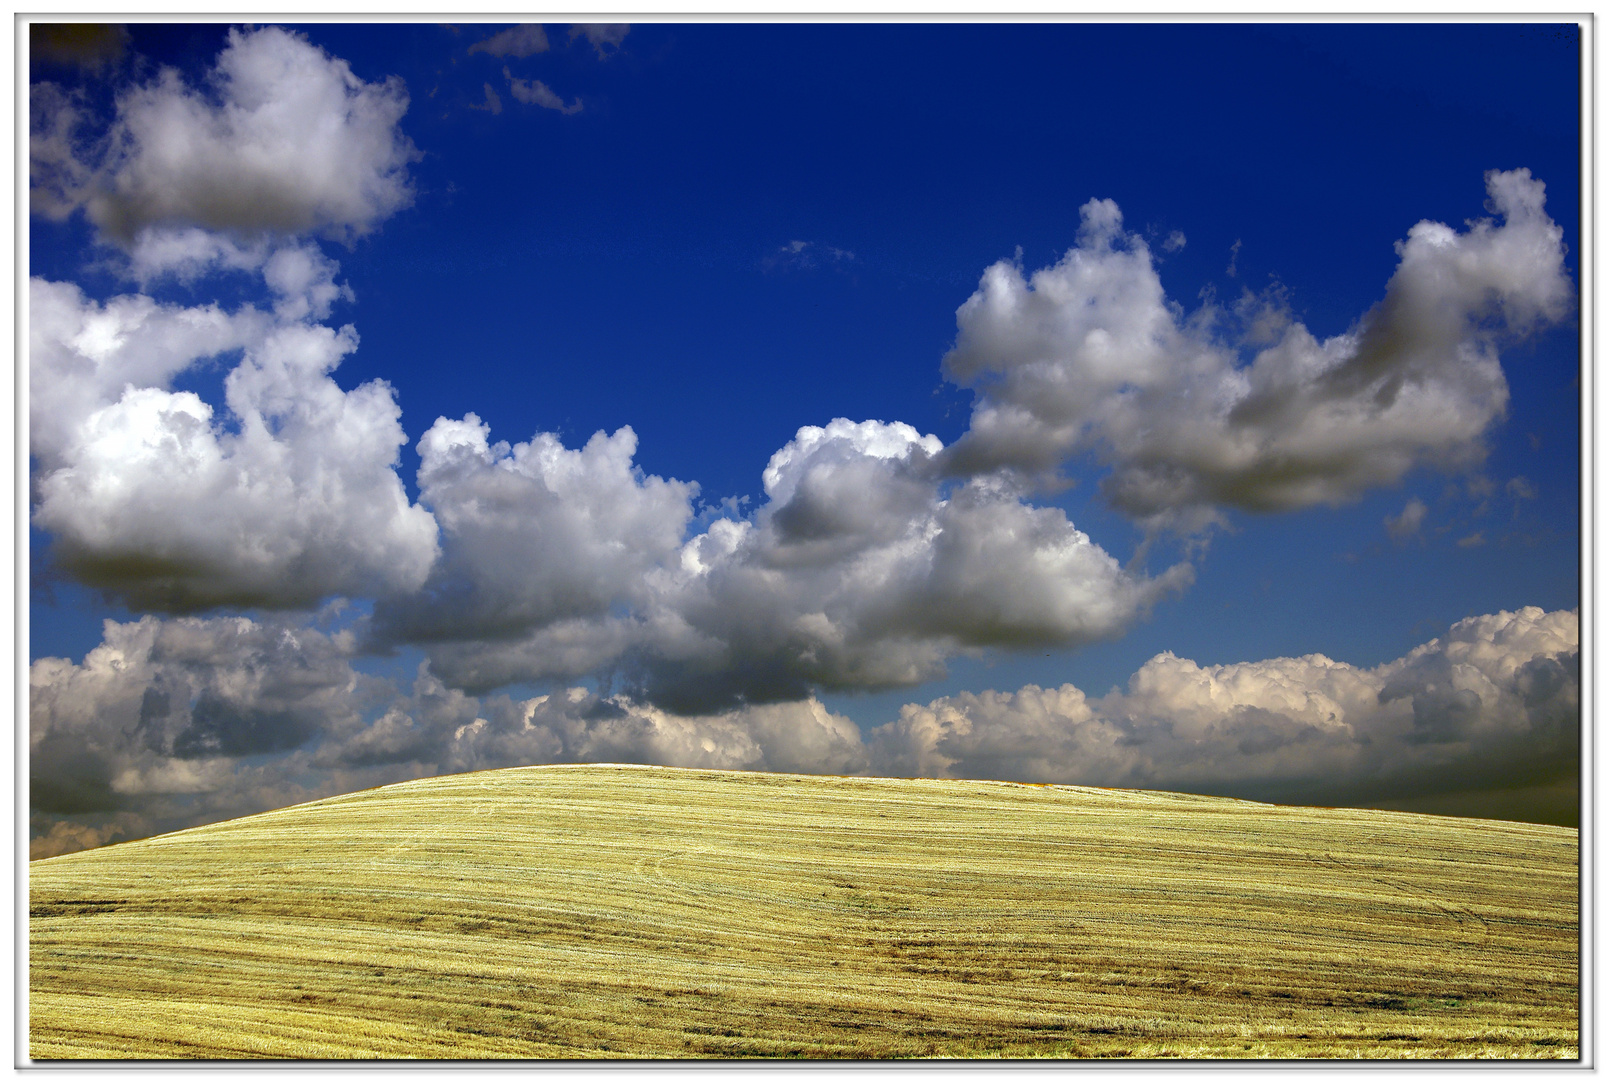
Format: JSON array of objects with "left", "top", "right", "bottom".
[
  {"left": 623, "top": 419, "right": 1187, "bottom": 712},
  {"left": 31, "top": 279, "right": 438, "bottom": 611},
  {"left": 390, "top": 417, "right": 1186, "bottom": 711},
  {"left": 33, "top": 26, "right": 417, "bottom": 244},
  {"left": 943, "top": 170, "right": 1574, "bottom": 531},
  {"left": 373, "top": 414, "right": 697, "bottom": 651}
]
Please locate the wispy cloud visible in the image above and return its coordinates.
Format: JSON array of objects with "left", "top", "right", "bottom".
[
  {"left": 504, "top": 67, "right": 582, "bottom": 114},
  {"left": 763, "top": 239, "right": 856, "bottom": 273},
  {"left": 569, "top": 23, "right": 629, "bottom": 58},
  {"left": 1384, "top": 497, "right": 1427, "bottom": 541},
  {"left": 469, "top": 82, "right": 503, "bottom": 114},
  {"left": 469, "top": 24, "right": 549, "bottom": 59}
]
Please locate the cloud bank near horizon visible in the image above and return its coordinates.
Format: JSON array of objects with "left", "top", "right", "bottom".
[
  {"left": 31, "top": 605, "right": 1578, "bottom": 856},
  {"left": 28, "top": 27, "right": 1579, "bottom": 855}
]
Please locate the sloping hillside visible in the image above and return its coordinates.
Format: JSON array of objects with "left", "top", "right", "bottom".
[{"left": 30, "top": 765, "right": 1578, "bottom": 1059}]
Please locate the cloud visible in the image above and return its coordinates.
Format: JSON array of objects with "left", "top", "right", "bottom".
[
  {"left": 1507, "top": 475, "right": 1537, "bottom": 500},
  {"left": 870, "top": 606, "right": 1577, "bottom": 818},
  {"left": 32, "top": 606, "right": 1576, "bottom": 857},
  {"left": 1162, "top": 229, "right": 1186, "bottom": 253},
  {"left": 371, "top": 414, "right": 697, "bottom": 650},
  {"left": 1384, "top": 497, "right": 1427, "bottom": 540},
  {"left": 31, "top": 176, "right": 374, "bottom": 636},
  {"left": 942, "top": 170, "right": 1574, "bottom": 532},
  {"left": 469, "top": 24, "right": 549, "bottom": 59},
  {"left": 504, "top": 68, "right": 582, "bottom": 114},
  {"left": 30, "top": 81, "right": 94, "bottom": 222},
  {"left": 260, "top": 242, "right": 357, "bottom": 322},
  {"left": 113, "top": 229, "right": 356, "bottom": 323},
  {"left": 30, "top": 278, "right": 439, "bottom": 611},
  {"left": 384, "top": 416, "right": 1186, "bottom": 711},
  {"left": 469, "top": 82, "right": 503, "bottom": 115},
  {"left": 763, "top": 239, "right": 856, "bottom": 273},
  {"left": 569, "top": 24, "right": 629, "bottom": 58},
  {"left": 123, "top": 227, "right": 267, "bottom": 283},
  {"left": 31, "top": 614, "right": 867, "bottom": 854},
  {"left": 30, "top": 614, "right": 370, "bottom": 819},
  {"left": 427, "top": 685, "right": 869, "bottom": 779},
  {"left": 30, "top": 277, "right": 262, "bottom": 465},
  {"left": 33, "top": 26, "right": 418, "bottom": 244}
]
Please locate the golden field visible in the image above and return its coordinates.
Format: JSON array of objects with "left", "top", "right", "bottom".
[{"left": 29, "top": 764, "right": 1578, "bottom": 1059}]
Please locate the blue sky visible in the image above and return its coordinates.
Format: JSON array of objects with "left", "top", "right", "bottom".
[{"left": 27, "top": 21, "right": 1582, "bottom": 853}]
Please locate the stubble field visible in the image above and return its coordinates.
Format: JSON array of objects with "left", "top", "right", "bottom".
[{"left": 30, "top": 764, "right": 1578, "bottom": 1059}]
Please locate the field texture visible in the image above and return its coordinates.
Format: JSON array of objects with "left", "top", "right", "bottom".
[{"left": 30, "top": 765, "right": 1578, "bottom": 1059}]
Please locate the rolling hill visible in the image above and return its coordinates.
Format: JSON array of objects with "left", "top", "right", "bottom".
[{"left": 29, "top": 764, "right": 1578, "bottom": 1059}]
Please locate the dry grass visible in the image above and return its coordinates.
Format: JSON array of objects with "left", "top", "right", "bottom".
[{"left": 30, "top": 764, "right": 1578, "bottom": 1059}]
